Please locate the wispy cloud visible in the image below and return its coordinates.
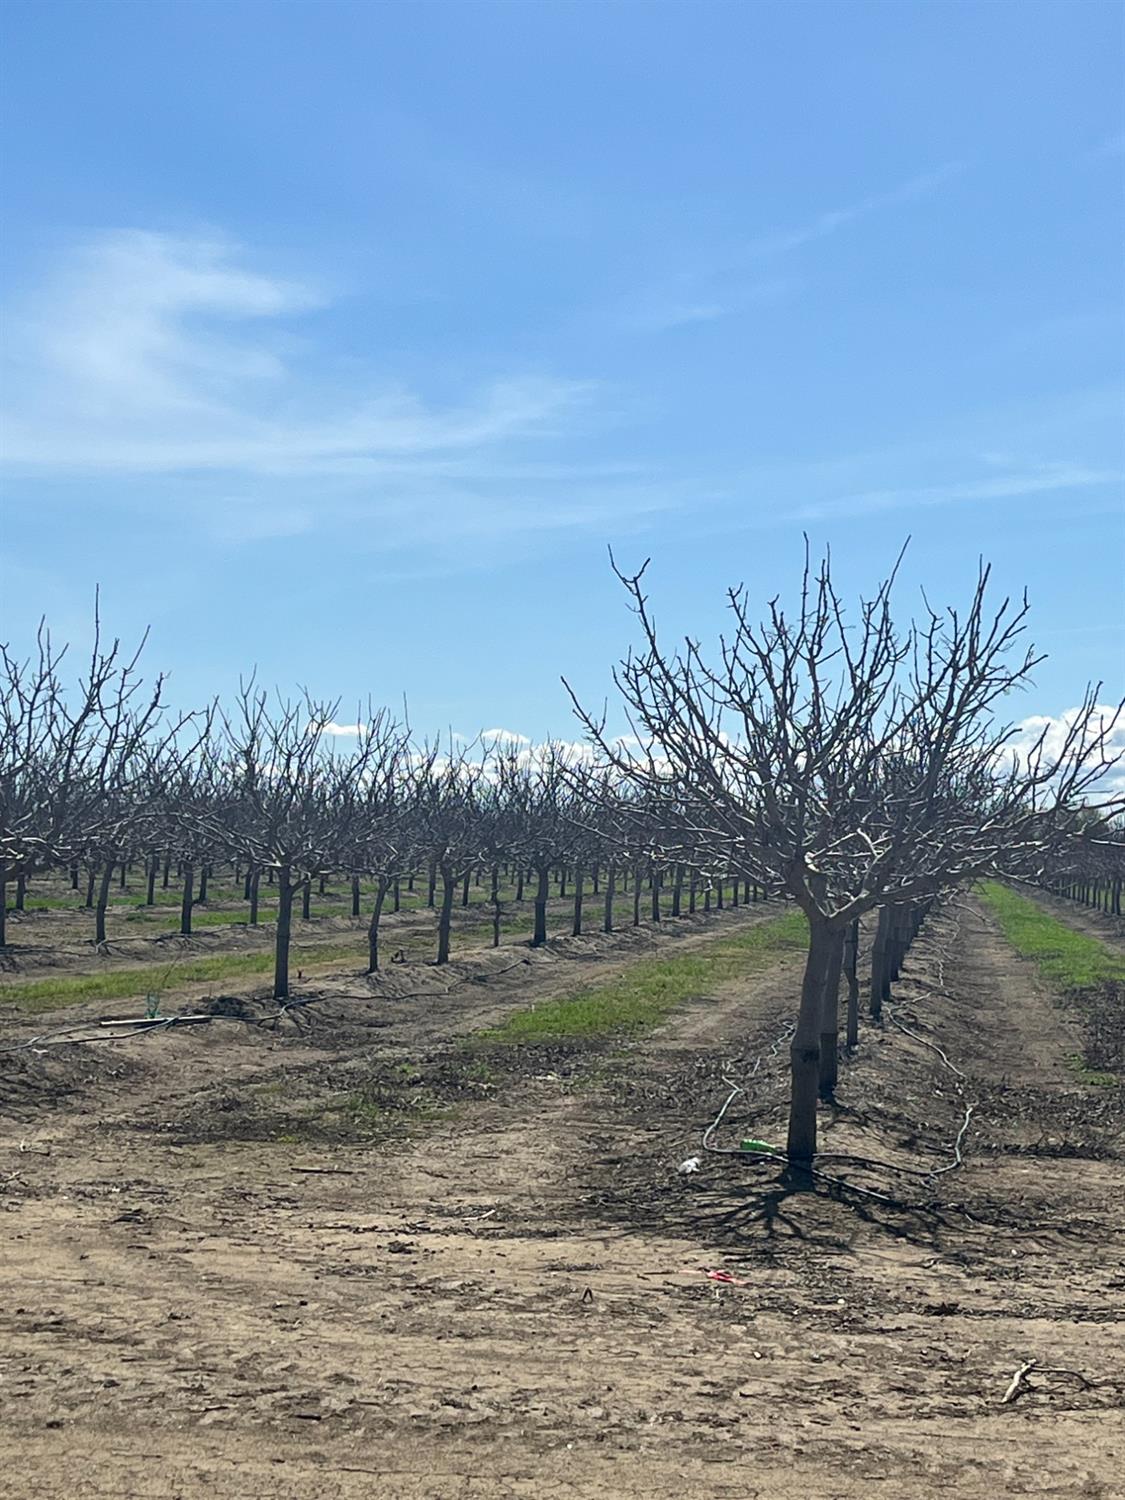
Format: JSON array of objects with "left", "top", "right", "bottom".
[
  {"left": 1, "top": 230, "right": 587, "bottom": 474},
  {"left": 625, "top": 163, "right": 963, "bottom": 334},
  {"left": 795, "top": 460, "right": 1120, "bottom": 521},
  {"left": 743, "top": 162, "right": 964, "bottom": 258},
  {"left": 0, "top": 230, "right": 661, "bottom": 552}
]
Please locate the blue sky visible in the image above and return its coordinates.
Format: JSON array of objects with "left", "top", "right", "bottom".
[{"left": 1, "top": 0, "right": 1122, "bottom": 743}]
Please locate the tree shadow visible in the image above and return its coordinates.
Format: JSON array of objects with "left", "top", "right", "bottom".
[{"left": 584, "top": 1157, "right": 960, "bottom": 1256}]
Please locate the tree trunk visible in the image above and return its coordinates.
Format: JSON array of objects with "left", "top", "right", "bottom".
[
  {"left": 197, "top": 864, "right": 209, "bottom": 904},
  {"left": 491, "top": 864, "right": 501, "bottom": 948},
  {"left": 146, "top": 855, "right": 157, "bottom": 906},
  {"left": 632, "top": 865, "right": 642, "bottom": 927},
  {"left": 603, "top": 863, "right": 616, "bottom": 934},
  {"left": 427, "top": 860, "right": 437, "bottom": 909},
  {"left": 559, "top": 866, "right": 567, "bottom": 899},
  {"left": 95, "top": 861, "right": 114, "bottom": 945},
  {"left": 119, "top": 861, "right": 127, "bottom": 889},
  {"left": 162, "top": 855, "right": 171, "bottom": 889},
  {"left": 572, "top": 863, "right": 584, "bottom": 937},
  {"left": 351, "top": 874, "right": 361, "bottom": 918},
  {"left": 651, "top": 867, "right": 662, "bottom": 923},
  {"left": 436, "top": 867, "right": 456, "bottom": 964},
  {"left": 274, "top": 864, "right": 294, "bottom": 999},
  {"left": 15, "top": 873, "right": 26, "bottom": 911},
  {"left": 366, "top": 880, "right": 389, "bottom": 972},
  {"left": 301, "top": 879, "right": 312, "bottom": 920},
  {"left": 671, "top": 864, "right": 684, "bottom": 918},
  {"left": 869, "top": 905, "right": 892, "bottom": 1021},
  {"left": 688, "top": 870, "right": 697, "bottom": 915},
  {"left": 786, "top": 917, "right": 834, "bottom": 1168},
  {"left": 887, "top": 904, "right": 905, "bottom": 980},
  {"left": 180, "top": 863, "right": 195, "bottom": 936},
  {"left": 461, "top": 870, "right": 471, "bottom": 907},
  {"left": 532, "top": 865, "right": 550, "bottom": 947},
  {"left": 592, "top": 863, "right": 600, "bottom": 895},
  {"left": 844, "top": 918, "right": 860, "bottom": 1048},
  {"left": 243, "top": 866, "right": 253, "bottom": 900},
  {"left": 393, "top": 877, "right": 401, "bottom": 912},
  {"left": 516, "top": 868, "right": 525, "bottom": 901},
  {"left": 0, "top": 862, "right": 7, "bottom": 946},
  {"left": 84, "top": 866, "right": 97, "bottom": 908},
  {"left": 818, "top": 928, "right": 846, "bottom": 1099},
  {"left": 70, "top": 862, "right": 79, "bottom": 890},
  {"left": 249, "top": 869, "right": 260, "bottom": 925}
]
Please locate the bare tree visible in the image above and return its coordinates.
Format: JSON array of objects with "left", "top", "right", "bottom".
[
  {"left": 412, "top": 747, "right": 486, "bottom": 965},
  {"left": 218, "top": 685, "right": 377, "bottom": 999},
  {"left": 569, "top": 548, "right": 1123, "bottom": 1171}
]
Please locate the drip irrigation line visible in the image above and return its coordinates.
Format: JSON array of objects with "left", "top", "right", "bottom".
[
  {"left": 0, "top": 1014, "right": 211, "bottom": 1051},
  {"left": 885, "top": 1004, "right": 966, "bottom": 1078}
]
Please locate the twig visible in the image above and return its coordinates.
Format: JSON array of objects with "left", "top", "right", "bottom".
[{"left": 1001, "top": 1360, "right": 1037, "bottom": 1404}]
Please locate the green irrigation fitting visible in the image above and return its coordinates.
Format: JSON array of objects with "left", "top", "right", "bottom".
[{"left": 740, "top": 1138, "right": 781, "bottom": 1155}]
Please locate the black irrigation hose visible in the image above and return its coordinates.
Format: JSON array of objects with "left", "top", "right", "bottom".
[{"left": 0, "top": 1015, "right": 208, "bottom": 1052}]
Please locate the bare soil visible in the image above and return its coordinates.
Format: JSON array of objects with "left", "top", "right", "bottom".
[{"left": 2, "top": 899, "right": 1123, "bottom": 1498}]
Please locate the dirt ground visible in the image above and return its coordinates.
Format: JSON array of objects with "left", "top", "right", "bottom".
[{"left": 1, "top": 898, "right": 1123, "bottom": 1499}]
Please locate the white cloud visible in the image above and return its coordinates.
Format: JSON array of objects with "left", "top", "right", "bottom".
[
  {"left": 323, "top": 721, "right": 366, "bottom": 737},
  {"left": 1, "top": 230, "right": 587, "bottom": 474},
  {"left": 480, "top": 728, "right": 532, "bottom": 746},
  {"left": 1004, "top": 703, "right": 1125, "bottom": 765}
]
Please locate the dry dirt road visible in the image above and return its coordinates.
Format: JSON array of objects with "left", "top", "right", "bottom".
[{"left": 2, "top": 900, "right": 1123, "bottom": 1499}]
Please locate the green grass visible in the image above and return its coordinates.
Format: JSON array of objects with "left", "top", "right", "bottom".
[
  {"left": 978, "top": 882, "right": 1125, "bottom": 990},
  {"left": 0, "top": 909, "right": 536, "bottom": 1015},
  {"left": 0, "top": 938, "right": 380, "bottom": 1014},
  {"left": 479, "top": 909, "right": 809, "bottom": 1044}
]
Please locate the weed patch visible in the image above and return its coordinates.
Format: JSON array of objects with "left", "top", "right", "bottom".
[
  {"left": 980, "top": 883, "right": 1124, "bottom": 1079},
  {"left": 478, "top": 910, "right": 808, "bottom": 1045}
]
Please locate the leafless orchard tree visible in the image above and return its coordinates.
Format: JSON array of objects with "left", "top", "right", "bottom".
[
  {"left": 412, "top": 747, "right": 486, "bottom": 965},
  {"left": 495, "top": 743, "right": 584, "bottom": 949},
  {"left": 218, "top": 685, "right": 381, "bottom": 998},
  {"left": 569, "top": 548, "right": 1123, "bottom": 1171},
  {"left": 330, "top": 710, "right": 415, "bottom": 973},
  {"left": 0, "top": 614, "right": 202, "bottom": 948}
]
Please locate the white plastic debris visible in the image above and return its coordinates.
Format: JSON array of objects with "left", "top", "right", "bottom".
[{"left": 677, "top": 1155, "right": 701, "bottom": 1175}]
